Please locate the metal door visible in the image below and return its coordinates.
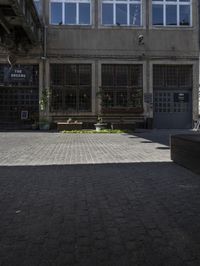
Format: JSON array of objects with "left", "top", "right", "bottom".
[
  {"left": 0, "top": 87, "right": 39, "bottom": 125},
  {"left": 153, "top": 90, "right": 192, "bottom": 129}
]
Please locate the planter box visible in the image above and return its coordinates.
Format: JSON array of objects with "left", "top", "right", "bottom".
[
  {"left": 39, "top": 122, "right": 50, "bottom": 130},
  {"left": 171, "top": 134, "right": 200, "bottom": 175},
  {"left": 57, "top": 122, "right": 83, "bottom": 131},
  {"left": 94, "top": 123, "right": 107, "bottom": 131},
  {"left": 111, "top": 123, "right": 135, "bottom": 130}
]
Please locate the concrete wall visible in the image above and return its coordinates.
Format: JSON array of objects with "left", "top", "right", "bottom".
[
  {"left": 0, "top": 0, "right": 199, "bottom": 125},
  {"left": 42, "top": 0, "right": 199, "bottom": 60},
  {"left": 38, "top": 0, "right": 199, "bottom": 121}
]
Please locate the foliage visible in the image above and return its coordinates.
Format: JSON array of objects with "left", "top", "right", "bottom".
[{"left": 40, "top": 88, "right": 50, "bottom": 111}]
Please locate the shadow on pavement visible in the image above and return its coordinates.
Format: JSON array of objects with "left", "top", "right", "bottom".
[
  {"left": 0, "top": 162, "right": 200, "bottom": 266},
  {"left": 128, "top": 130, "right": 193, "bottom": 147}
]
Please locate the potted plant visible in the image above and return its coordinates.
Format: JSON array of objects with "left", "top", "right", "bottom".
[
  {"left": 39, "top": 88, "right": 50, "bottom": 130},
  {"left": 94, "top": 115, "right": 107, "bottom": 132}
]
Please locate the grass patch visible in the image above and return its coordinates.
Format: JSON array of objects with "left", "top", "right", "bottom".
[{"left": 62, "top": 129, "right": 132, "bottom": 134}]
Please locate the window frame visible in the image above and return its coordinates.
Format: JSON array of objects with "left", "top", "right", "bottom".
[
  {"left": 34, "top": 0, "right": 41, "bottom": 14},
  {"left": 100, "top": 64, "right": 144, "bottom": 111},
  {"left": 152, "top": 0, "right": 192, "bottom": 27},
  {"left": 101, "top": 0, "right": 142, "bottom": 27},
  {"left": 50, "top": 64, "right": 92, "bottom": 113},
  {"left": 49, "top": 0, "right": 92, "bottom": 26}
]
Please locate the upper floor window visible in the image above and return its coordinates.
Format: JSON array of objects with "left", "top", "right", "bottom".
[
  {"left": 50, "top": 0, "right": 91, "bottom": 25},
  {"left": 101, "top": 0, "right": 142, "bottom": 26},
  {"left": 152, "top": 0, "right": 192, "bottom": 27}
]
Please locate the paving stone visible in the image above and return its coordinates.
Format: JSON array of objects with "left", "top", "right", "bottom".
[{"left": 0, "top": 130, "right": 200, "bottom": 266}]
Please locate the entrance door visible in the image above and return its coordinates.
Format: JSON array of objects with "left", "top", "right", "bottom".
[
  {"left": 0, "top": 87, "right": 39, "bottom": 127},
  {"left": 0, "top": 64, "right": 39, "bottom": 129},
  {"left": 153, "top": 90, "right": 192, "bottom": 129},
  {"left": 153, "top": 65, "right": 193, "bottom": 129}
]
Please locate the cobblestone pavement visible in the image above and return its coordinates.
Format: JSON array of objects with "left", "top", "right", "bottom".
[
  {"left": 0, "top": 130, "right": 200, "bottom": 266},
  {"left": 0, "top": 130, "right": 188, "bottom": 165}
]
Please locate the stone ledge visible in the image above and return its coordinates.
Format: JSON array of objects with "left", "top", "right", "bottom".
[{"left": 171, "top": 134, "right": 200, "bottom": 175}]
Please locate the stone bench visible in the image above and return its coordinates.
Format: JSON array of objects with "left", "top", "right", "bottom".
[
  {"left": 57, "top": 122, "right": 83, "bottom": 131},
  {"left": 171, "top": 134, "right": 200, "bottom": 175}
]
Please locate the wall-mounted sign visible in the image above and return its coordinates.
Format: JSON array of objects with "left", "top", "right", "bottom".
[
  {"left": 4, "top": 67, "right": 31, "bottom": 83},
  {"left": 174, "top": 93, "right": 189, "bottom": 103},
  {"left": 21, "top": 111, "right": 29, "bottom": 120}
]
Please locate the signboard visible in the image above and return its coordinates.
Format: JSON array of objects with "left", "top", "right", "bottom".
[
  {"left": 4, "top": 66, "right": 31, "bottom": 83},
  {"left": 21, "top": 111, "right": 29, "bottom": 120},
  {"left": 144, "top": 93, "right": 153, "bottom": 104},
  {"left": 174, "top": 93, "right": 189, "bottom": 103}
]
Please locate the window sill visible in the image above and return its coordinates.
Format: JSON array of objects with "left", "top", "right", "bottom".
[
  {"left": 150, "top": 25, "right": 194, "bottom": 30},
  {"left": 49, "top": 24, "right": 94, "bottom": 29},
  {"left": 98, "top": 25, "right": 145, "bottom": 30},
  {"left": 102, "top": 107, "right": 144, "bottom": 114}
]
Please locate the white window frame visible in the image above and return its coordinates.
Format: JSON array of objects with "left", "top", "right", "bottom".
[
  {"left": 50, "top": 0, "right": 91, "bottom": 25},
  {"left": 152, "top": 0, "right": 192, "bottom": 27},
  {"left": 101, "top": 0, "right": 142, "bottom": 26}
]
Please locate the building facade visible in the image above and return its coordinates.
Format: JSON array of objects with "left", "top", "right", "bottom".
[{"left": 0, "top": 0, "right": 199, "bottom": 129}]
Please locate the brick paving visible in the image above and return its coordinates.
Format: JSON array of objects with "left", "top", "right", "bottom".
[
  {"left": 0, "top": 130, "right": 200, "bottom": 266},
  {"left": 0, "top": 130, "right": 174, "bottom": 165}
]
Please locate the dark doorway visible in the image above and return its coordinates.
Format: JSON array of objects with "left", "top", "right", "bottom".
[{"left": 0, "top": 64, "right": 39, "bottom": 129}]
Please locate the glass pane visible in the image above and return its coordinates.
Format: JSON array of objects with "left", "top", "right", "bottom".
[
  {"left": 102, "top": 4, "right": 113, "bottom": 25},
  {"left": 180, "top": 5, "right": 190, "bottom": 26},
  {"left": 79, "top": 87, "right": 91, "bottom": 111},
  {"left": 79, "top": 65, "right": 91, "bottom": 85},
  {"left": 130, "top": 4, "right": 140, "bottom": 26},
  {"left": 65, "top": 65, "right": 77, "bottom": 86},
  {"left": 116, "top": 4, "right": 127, "bottom": 25},
  {"left": 152, "top": 5, "right": 163, "bottom": 25},
  {"left": 79, "top": 3, "right": 90, "bottom": 24},
  {"left": 102, "top": 65, "right": 114, "bottom": 86},
  {"left": 166, "top": 5, "right": 177, "bottom": 25},
  {"left": 50, "top": 64, "right": 63, "bottom": 86},
  {"left": 51, "top": 3, "right": 62, "bottom": 25},
  {"left": 116, "top": 65, "right": 128, "bottom": 86},
  {"left": 103, "top": 91, "right": 114, "bottom": 108},
  {"left": 116, "top": 91, "right": 127, "bottom": 107},
  {"left": 64, "top": 89, "right": 77, "bottom": 111},
  {"left": 65, "top": 3, "right": 76, "bottom": 24}
]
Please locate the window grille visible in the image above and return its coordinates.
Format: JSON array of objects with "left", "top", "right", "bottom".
[
  {"left": 101, "top": 64, "right": 143, "bottom": 110},
  {"left": 50, "top": 64, "right": 92, "bottom": 113},
  {"left": 153, "top": 65, "right": 193, "bottom": 90}
]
